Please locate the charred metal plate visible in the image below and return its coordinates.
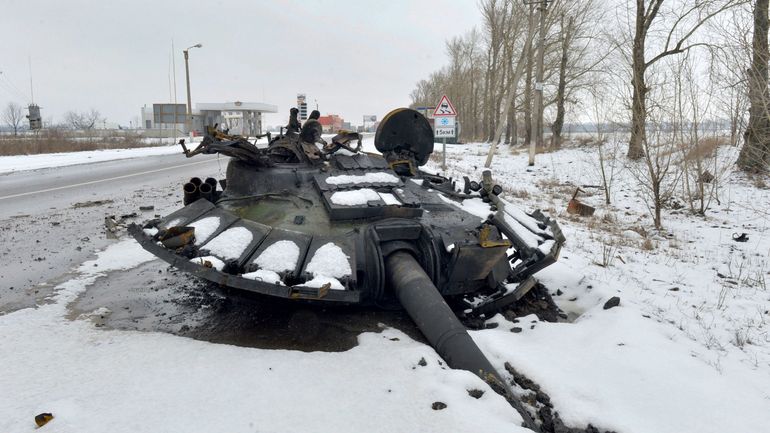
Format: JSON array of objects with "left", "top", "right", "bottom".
[
  {"left": 158, "top": 199, "right": 215, "bottom": 229},
  {"left": 299, "top": 234, "right": 358, "bottom": 289},
  {"left": 374, "top": 108, "right": 434, "bottom": 166},
  {"left": 187, "top": 208, "right": 240, "bottom": 246},
  {"left": 333, "top": 154, "right": 360, "bottom": 170},
  {"left": 444, "top": 244, "right": 509, "bottom": 295},
  {"left": 243, "top": 227, "right": 313, "bottom": 278},
  {"left": 313, "top": 169, "right": 403, "bottom": 192},
  {"left": 197, "top": 219, "right": 272, "bottom": 268},
  {"left": 351, "top": 153, "right": 389, "bottom": 169}
]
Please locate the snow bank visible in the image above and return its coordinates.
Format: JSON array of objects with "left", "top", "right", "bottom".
[
  {"left": 253, "top": 240, "right": 300, "bottom": 272},
  {"left": 330, "top": 188, "right": 381, "bottom": 206},
  {"left": 202, "top": 226, "right": 253, "bottom": 260},
  {"left": 473, "top": 307, "right": 770, "bottom": 433},
  {"left": 0, "top": 144, "right": 182, "bottom": 174}
]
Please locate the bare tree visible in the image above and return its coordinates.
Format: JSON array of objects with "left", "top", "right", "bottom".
[
  {"left": 485, "top": 5, "right": 537, "bottom": 167},
  {"left": 625, "top": 0, "right": 742, "bottom": 160},
  {"left": 64, "top": 109, "right": 102, "bottom": 130},
  {"left": 738, "top": 0, "right": 770, "bottom": 171},
  {"left": 627, "top": 57, "right": 689, "bottom": 229},
  {"left": 2, "top": 102, "right": 24, "bottom": 135}
]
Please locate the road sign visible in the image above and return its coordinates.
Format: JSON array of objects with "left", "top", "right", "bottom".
[
  {"left": 433, "top": 95, "right": 457, "bottom": 117},
  {"left": 435, "top": 127, "right": 455, "bottom": 138},
  {"left": 435, "top": 116, "right": 455, "bottom": 127}
]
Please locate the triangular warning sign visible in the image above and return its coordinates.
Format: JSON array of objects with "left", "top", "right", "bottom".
[{"left": 433, "top": 95, "right": 457, "bottom": 117}]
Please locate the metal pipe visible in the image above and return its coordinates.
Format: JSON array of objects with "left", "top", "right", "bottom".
[
  {"left": 189, "top": 177, "right": 202, "bottom": 187},
  {"left": 199, "top": 182, "right": 213, "bottom": 202},
  {"left": 183, "top": 182, "right": 199, "bottom": 205},
  {"left": 385, "top": 250, "right": 538, "bottom": 431},
  {"left": 204, "top": 177, "right": 217, "bottom": 192}
]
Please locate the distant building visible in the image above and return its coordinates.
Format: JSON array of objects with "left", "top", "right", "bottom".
[
  {"left": 140, "top": 101, "right": 277, "bottom": 137},
  {"left": 318, "top": 114, "right": 344, "bottom": 133}
]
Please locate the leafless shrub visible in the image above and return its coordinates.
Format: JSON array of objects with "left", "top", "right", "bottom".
[
  {"left": 600, "top": 211, "right": 616, "bottom": 224},
  {"left": 63, "top": 109, "right": 102, "bottom": 130},
  {"left": 595, "top": 238, "right": 617, "bottom": 267},
  {"left": 2, "top": 102, "right": 25, "bottom": 135},
  {"left": 641, "top": 238, "right": 655, "bottom": 250}
]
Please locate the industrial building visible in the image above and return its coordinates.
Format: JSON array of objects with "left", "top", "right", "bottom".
[{"left": 141, "top": 101, "right": 277, "bottom": 137}]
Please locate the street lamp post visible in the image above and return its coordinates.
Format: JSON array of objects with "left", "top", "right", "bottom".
[{"left": 183, "top": 43, "right": 203, "bottom": 137}]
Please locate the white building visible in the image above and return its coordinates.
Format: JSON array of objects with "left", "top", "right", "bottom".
[{"left": 141, "top": 101, "right": 277, "bottom": 137}]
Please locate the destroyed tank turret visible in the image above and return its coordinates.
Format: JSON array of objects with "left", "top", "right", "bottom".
[{"left": 129, "top": 108, "right": 565, "bottom": 430}]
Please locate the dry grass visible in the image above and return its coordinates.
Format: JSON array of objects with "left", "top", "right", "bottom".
[
  {"left": 536, "top": 177, "right": 561, "bottom": 190},
  {"left": 641, "top": 238, "right": 655, "bottom": 251},
  {"left": 507, "top": 189, "right": 530, "bottom": 199},
  {"left": 682, "top": 136, "right": 728, "bottom": 162},
  {"left": 0, "top": 129, "right": 153, "bottom": 156}
]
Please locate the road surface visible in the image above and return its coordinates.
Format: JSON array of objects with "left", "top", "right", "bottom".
[{"left": 0, "top": 152, "right": 225, "bottom": 305}]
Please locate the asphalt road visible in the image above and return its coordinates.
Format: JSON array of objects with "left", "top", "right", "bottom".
[{"left": 0, "top": 151, "right": 226, "bottom": 306}]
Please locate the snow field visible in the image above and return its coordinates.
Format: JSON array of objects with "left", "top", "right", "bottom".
[
  {"left": 0, "top": 239, "right": 527, "bottom": 433},
  {"left": 427, "top": 140, "right": 770, "bottom": 432}
]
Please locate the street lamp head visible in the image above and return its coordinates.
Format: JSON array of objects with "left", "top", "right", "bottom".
[{"left": 193, "top": 43, "right": 202, "bottom": 48}]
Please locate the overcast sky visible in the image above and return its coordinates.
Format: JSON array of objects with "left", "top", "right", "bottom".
[{"left": 0, "top": 0, "right": 481, "bottom": 128}]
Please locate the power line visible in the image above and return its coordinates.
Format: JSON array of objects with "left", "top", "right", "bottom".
[{"left": 0, "top": 70, "right": 31, "bottom": 102}]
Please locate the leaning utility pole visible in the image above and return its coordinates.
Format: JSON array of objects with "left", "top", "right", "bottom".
[
  {"left": 183, "top": 43, "right": 202, "bottom": 137},
  {"left": 527, "top": 0, "right": 548, "bottom": 166}
]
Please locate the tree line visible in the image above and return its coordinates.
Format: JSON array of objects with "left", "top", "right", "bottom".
[{"left": 410, "top": 0, "right": 770, "bottom": 173}]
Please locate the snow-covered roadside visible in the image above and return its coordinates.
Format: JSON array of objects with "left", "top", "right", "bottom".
[
  {"left": 0, "top": 133, "right": 375, "bottom": 175},
  {"left": 0, "top": 145, "right": 184, "bottom": 175},
  {"left": 428, "top": 141, "right": 770, "bottom": 432},
  {"left": 0, "top": 239, "right": 526, "bottom": 433}
]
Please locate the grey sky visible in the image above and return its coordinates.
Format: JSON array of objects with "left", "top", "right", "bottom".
[{"left": 0, "top": 0, "right": 480, "bottom": 128}]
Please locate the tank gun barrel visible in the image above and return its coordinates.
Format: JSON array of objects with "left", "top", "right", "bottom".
[{"left": 384, "top": 250, "right": 539, "bottom": 432}]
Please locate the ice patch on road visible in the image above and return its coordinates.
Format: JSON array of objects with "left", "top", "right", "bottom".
[{"left": 52, "top": 239, "right": 155, "bottom": 306}]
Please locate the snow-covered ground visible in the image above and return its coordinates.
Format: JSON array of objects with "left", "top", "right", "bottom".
[
  {"left": 0, "top": 145, "right": 185, "bottom": 175},
  {"left": 1, "top": 138, "right": 769, "bottom": 432},
  {"left": 428, "top": 141, "right": 770, "bottom": 432},
  {"left": 0, "top": 134, "right": 370, "bottom": 175}
]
